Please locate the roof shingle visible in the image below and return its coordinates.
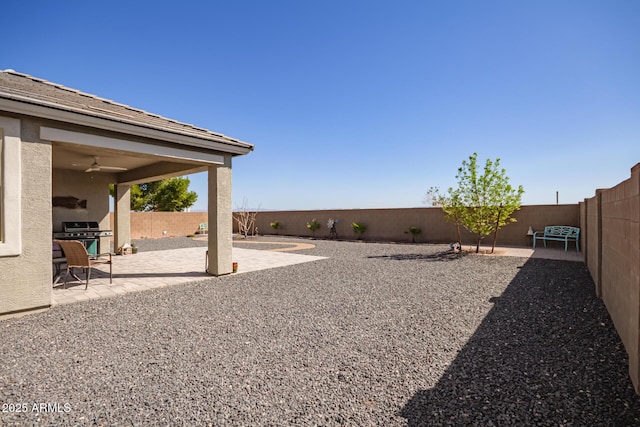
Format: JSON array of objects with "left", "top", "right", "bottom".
[{"left": 0, "top": 70, "right": 252, "bottom": 152}]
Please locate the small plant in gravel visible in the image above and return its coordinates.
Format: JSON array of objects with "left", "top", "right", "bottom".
[
  {"left": 307, "top": 218, "right": 321, "bottom": 237},
  {"left": 404, "top": 226, "right": 421, "bottom": 243},
  {"left": 270, "top": 221, "right": 280, "bottom": 235},
  {"left": 352, "top": 222, "right": 367, "bottom": 240},
  {"left": 235, "top": 198, "right": 259, "bottom": 238}
]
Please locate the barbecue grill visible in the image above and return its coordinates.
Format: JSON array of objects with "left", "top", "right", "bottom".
[{"left": 53, "top": 221, "right": 113, "bottom": 255}]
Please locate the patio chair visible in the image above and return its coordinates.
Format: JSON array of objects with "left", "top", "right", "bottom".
[
  {"left": 52, "top": 241, "right": 66, "bottom": 286},
  {"left": 54, "top": 240, "right": 112, "bottom": 289}
]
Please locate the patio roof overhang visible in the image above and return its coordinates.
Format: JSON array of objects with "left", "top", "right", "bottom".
[
  {"left": 0, "top": 95, "right": 253, "bottom": 156},
  {"left": 0, "top": 70, "right": 253, "bottom": 184}
]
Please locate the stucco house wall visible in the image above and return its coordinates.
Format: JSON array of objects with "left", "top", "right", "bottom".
[
  {"left": 0, "top": 116, "right": 52, "bottom": 316},
  {"left": 52, "top": 168, "right": 113, "bottom": 253},
  {"left": 1, "top": 114, "right": 119, "bottom": 318}
]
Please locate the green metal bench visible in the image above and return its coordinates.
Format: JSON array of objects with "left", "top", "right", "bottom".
[
  {"left": 198, "top": 223, "right": 208, "bottom": 235},
  {"left": 533, "top": 226, "right": 580, "bottom": 251}
]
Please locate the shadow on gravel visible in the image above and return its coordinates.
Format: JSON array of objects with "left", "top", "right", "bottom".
[
  {"left": 399, "top": 258, "right": 640, "bottom": 426},
  {"left": 367, "top": 251, "right": 468, "bottom": 262}
]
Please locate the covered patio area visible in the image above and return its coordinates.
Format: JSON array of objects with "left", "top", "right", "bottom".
[{"left": 0, "top": 70, "right": 255, "bottom": 318}]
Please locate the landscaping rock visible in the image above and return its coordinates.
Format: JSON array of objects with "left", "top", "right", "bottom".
[{"left": 1, "top": 238, "right": 639, "bottom": 425}]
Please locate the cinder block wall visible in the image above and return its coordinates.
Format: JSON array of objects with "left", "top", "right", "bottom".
[
  {"left": 249, "top": 205, "right": 579, "bottom": 247},
  {"left": 582, "top": 163, "right": 640, "bottom": 393},
  {"left": 584, "top": 192, "right": 603, "bottom": 296},
  {"left": 120, "top": 205, "right": 579, "bottom": 246},
  {"left": 109, "top": 212, "right": 208, "bottom": 239}
]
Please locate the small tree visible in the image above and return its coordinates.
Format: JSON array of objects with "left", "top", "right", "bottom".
[
  {"left": 110, "top": 177, "right": 197, "bottom": 212},
  {"left": 454, "top": 153, "right": 524, "bottom": 253},
  {"left": 307, "top": 218, "right": 321, "bottom": 237},
  {"left": 235, "top": 198, "right": 259, "bottom": 238},
  {"left": 352, "top": 222, "right": 367, "bottom": 240},
  {"left": 152, "top": 177, "right": 198, "bottom": 212}
]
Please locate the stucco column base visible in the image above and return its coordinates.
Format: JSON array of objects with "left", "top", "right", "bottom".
[{"left": 207, "top": 158, "right": 233, "bottom": 276}]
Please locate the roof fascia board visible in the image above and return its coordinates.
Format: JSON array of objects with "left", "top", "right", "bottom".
[
  {"left": 40, "top": 127, "right": 225, "bottom": 165},
  {"left": 0, "top": 96, "right": 252, "bottom": 155}
]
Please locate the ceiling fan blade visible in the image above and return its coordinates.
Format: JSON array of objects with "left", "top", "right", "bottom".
[
  {"left": 99, "top": 165, "right": 128, "bottom": 171},
  {"left": 76, "top": 156, "right": 128, "bottom": 172}
]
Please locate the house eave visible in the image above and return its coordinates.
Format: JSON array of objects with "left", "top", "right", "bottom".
[{"left": 0, "top": 95, "right": 254, "bottom": 156}]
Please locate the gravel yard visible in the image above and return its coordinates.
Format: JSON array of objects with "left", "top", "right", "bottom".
[{"left": 2, "top": 238, "right": 640, "bottom": 426}]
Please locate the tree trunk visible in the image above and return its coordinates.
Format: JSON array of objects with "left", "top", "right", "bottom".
[
  {"left": 455, "top": 219, "right": 462, "bottom": 247},
  {"left": 491, "top": 209, "right": 502, "bottom": 254},
  {"left": 476, "top": 237, "right": 481, "bottom": 253}
]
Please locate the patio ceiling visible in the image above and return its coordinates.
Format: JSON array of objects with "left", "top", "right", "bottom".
[
  {"left": 53, "top": 143, "right": 164, "bottom": 173},
  {"left": 49, "top": 128, "right": 221, "bottom": 184},
  {"left": 52, "top": 142, "right": 209, "bottom": 183}
]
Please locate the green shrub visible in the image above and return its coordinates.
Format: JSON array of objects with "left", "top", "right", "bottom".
[
  {"left": 404, "top": 226, "right": 421, "bottom": 243},
  {"left": 270, "top": 221, "right": 280, "bottom": 235},
  {"left": 352, "top": 222, "right": 367, "bottom": 239},
  {"left": 307, "top": 218, "right": 321, "bottom": 237}
]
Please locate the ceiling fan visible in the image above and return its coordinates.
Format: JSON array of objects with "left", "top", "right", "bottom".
[{"left": 74, "top": 156, "right": 128, "bottom": 173}]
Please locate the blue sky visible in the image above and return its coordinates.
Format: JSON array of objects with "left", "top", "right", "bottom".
[{"left": 4, "top": 1, "right": 640, "bottom": 210}]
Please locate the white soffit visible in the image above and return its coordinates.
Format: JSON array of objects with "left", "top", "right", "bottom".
[{"left": 40, "top": 127, "right": 224, "bottom": 165}]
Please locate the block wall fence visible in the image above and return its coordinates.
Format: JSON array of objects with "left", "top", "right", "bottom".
[
  {"left": 114, "top": 205, "right": 580, "bottom": 245},
  {"left": 250, "top": 205, "right": 579, "bottom": 247},
  {"left": 582, "top": 163, "right": 640, "bottom": 392},
  {"left": 109, "top": 212, "right": 209, "bottom": 239}
]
